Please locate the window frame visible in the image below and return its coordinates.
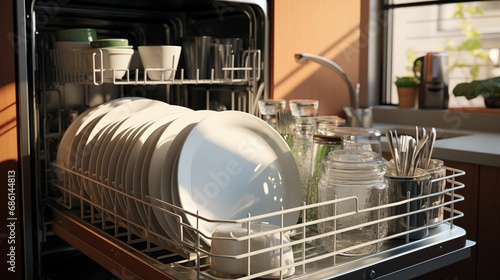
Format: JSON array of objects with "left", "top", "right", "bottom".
[{"left": 379, "top": 0, "right": 495, "bottom": 107}]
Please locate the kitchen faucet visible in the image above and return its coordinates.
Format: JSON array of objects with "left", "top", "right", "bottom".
[{"left": 295, "top": 53, "right": 366, "bottom": 127}]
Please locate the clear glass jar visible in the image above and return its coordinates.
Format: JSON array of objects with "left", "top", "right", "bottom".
[
  {"left": 289, "top": 99, "right": 319, "bottom": 203},
  {"left": 317, "top": 149, "right": 388, "bottom": 256},
  {"left": 315, "top": 115, "right": 345, "bottom": 136},
  {"left": 426, "top": 159, "right": 446, "bottom": 226},
  {"left": 305, "top": 116, "right": 345, "bottom": 223},
  {"left": 331, "top": 127, "right": 383, "bottom": 158},
  {"left": 307, "top": 135, "right": 343, "bottom": 223}
]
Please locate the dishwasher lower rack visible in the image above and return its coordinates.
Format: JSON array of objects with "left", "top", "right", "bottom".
[{"left": 46, "top": 164, "right": 472, "bottom": 279}]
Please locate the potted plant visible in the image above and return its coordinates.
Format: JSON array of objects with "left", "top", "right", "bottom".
[
  {"left": 395, "top": 76, "right": 420, "bottom": 108},
  {"left": 452, "top": 76, "right": 500, "bottom": 108}
]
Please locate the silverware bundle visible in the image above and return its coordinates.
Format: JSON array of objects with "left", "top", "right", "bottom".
[{"left": 386, "top": 126, "right": 437, "bottom": 176}]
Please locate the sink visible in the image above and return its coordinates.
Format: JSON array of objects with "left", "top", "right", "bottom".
[{"left": 378, "top": 126, "right": 470, "bottom": 140}]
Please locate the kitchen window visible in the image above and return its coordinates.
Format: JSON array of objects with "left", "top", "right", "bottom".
[{"left": 383, "top": 0, "right": 500, "bottom": 108}]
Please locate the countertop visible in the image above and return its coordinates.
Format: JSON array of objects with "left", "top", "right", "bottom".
[{"left": 372, "top": 106, "right": 500, "bottom": 168}]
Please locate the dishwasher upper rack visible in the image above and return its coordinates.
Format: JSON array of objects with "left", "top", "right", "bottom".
[
  {"left": 48, "top": 162, "right": 466, "bottom": 279},
  {"left": 49, "top": 48, "right": 262, "bottom": 86}
]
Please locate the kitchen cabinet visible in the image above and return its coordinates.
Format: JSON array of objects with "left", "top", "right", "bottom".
[
  {"left": 412, "top": 161, "right": 500, "bottom": 280},
  {"left": 476, "top": 165, "right": 500, "bottom": 279}
]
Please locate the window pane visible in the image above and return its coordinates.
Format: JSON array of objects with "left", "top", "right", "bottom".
[{"left": 388, "top": 1, "right": 500, "bottom": 107}]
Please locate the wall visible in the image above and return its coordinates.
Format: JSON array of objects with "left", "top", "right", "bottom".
[{"left": 271, "top": 0, "right": 363, "bottom": 117}]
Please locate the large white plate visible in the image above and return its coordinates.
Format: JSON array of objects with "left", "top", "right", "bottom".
[
  {"left": 59, "top": 97, "right": 142, "bottom": 189},
  {"left": 71, "top": 97, "right": 147, "bottom": 195},
  {"left": 88, "top": 119, "right": 124, "bottom": 206},
  {"left": 176, "top": 111, "right": 301, "bottom": 245},
  {"left": 85, "top": 119, "right": 122, "bottom": 205},
  {"left": 56, "top": 107, "right": 93, "bottom": 182},
  {"left": 82, "top": 102, "right": 165, "bottom": 198},
  {"left": 148, "top": 110, "right": 217, "bottom": 243},
  {"left": 107, "top": 125, "right": 144, "bottom": 217},
  {"left": 114, "top": 122, "right": 154, "bottom": 221},
  {"left": 114, "top": 106, "right": 191, "bottom": 224},
  {"left": 125, "top": 110, "right": 191, "bottom": 233},
  {"left": 72, "top": 115, "right": 104, "bottom": 196},
  {"left": 98, "top": 102, "right": 172, "bottom": 212},
  {"left": 79, "top": 99, "right": 166, "bottom": 210}
]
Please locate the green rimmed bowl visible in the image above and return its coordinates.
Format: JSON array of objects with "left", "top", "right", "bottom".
[
  {"left": 55, "top": 28, "right": 97, "bottom": 42},
  {"left": 91, "top": 38, "right": 129, "bottom": 48}
]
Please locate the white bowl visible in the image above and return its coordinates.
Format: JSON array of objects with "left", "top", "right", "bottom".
[
  {"left": 210, "top": 223, "right": 295, "bottom": 278},
  {"left": 85, "top": 48, "right": 134, "bottom": 82},
  {"left": 138, "top": 45, "right": 181, "bottom": 81}
]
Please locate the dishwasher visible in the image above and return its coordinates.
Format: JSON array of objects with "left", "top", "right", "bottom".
[{"left": 7, "top": 0, "right": 474, "bottom": 279}]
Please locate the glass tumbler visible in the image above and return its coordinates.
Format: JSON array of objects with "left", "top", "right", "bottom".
[
  {"left": 257, "top": 99, "right": 286, "bottom": 130},
  {"left": 317, "top": 149, "right": 388, "bottom": 256}
]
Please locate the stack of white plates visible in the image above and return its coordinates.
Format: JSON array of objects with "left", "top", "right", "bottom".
[{"left": 56, "top": 97, "right": 301, "bottom": 247}]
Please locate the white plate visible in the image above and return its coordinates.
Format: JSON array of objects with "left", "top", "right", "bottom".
[
  {"left": 89, "top": 119, "right": 124, "bottom": 206},
  {"left": 68, "top": 97, "right": 145, "bottom": 194},
  {"left": 148, "top": 110, "right": 217, "bottom": 243},
  {"left": 82, "top": 103, "right": 162, "bottom": 198},
  {"left": 107, "top": 125, "right": 144, "bottom": 216},
  {"left": 85, "top": 119, "right": 122, "bottom": 205},
  {"left": 125, "top": 110, "right": 191, "bottom": 233},
  {"left": 163, "top": 111, "right": 219, "bottom": 244},
  {"left": 60, "top": 97, "right": 142, "bottom": 186},
  {"left": 176, "top": 111, "right": 301, "bottom": 245},
  {"left": 55, "top": 107, "right": 93, "bottom": 182},
  {"left": 79, "top": 99, "right": 166, "bottom": 210},
  {"left": 98, "top": 102, "right": 172, "bottom": 212},
  {"left": 114, "top": 106, "right": 191, "bottom": 223},
  {"left": 71, "top": 116, "right": 104, "bottom": 196}
]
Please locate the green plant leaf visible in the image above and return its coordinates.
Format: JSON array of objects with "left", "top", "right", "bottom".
[
  {"left": 395, "top": 76, "right": 420, "bottom": 88},
  {"left": 453, "top": 77, "right": 500, "bottom": 99}
]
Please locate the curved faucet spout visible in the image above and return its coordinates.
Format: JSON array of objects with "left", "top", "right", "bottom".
[{"left": 294, "top": 53, "right": 359, "bottom": 110}]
